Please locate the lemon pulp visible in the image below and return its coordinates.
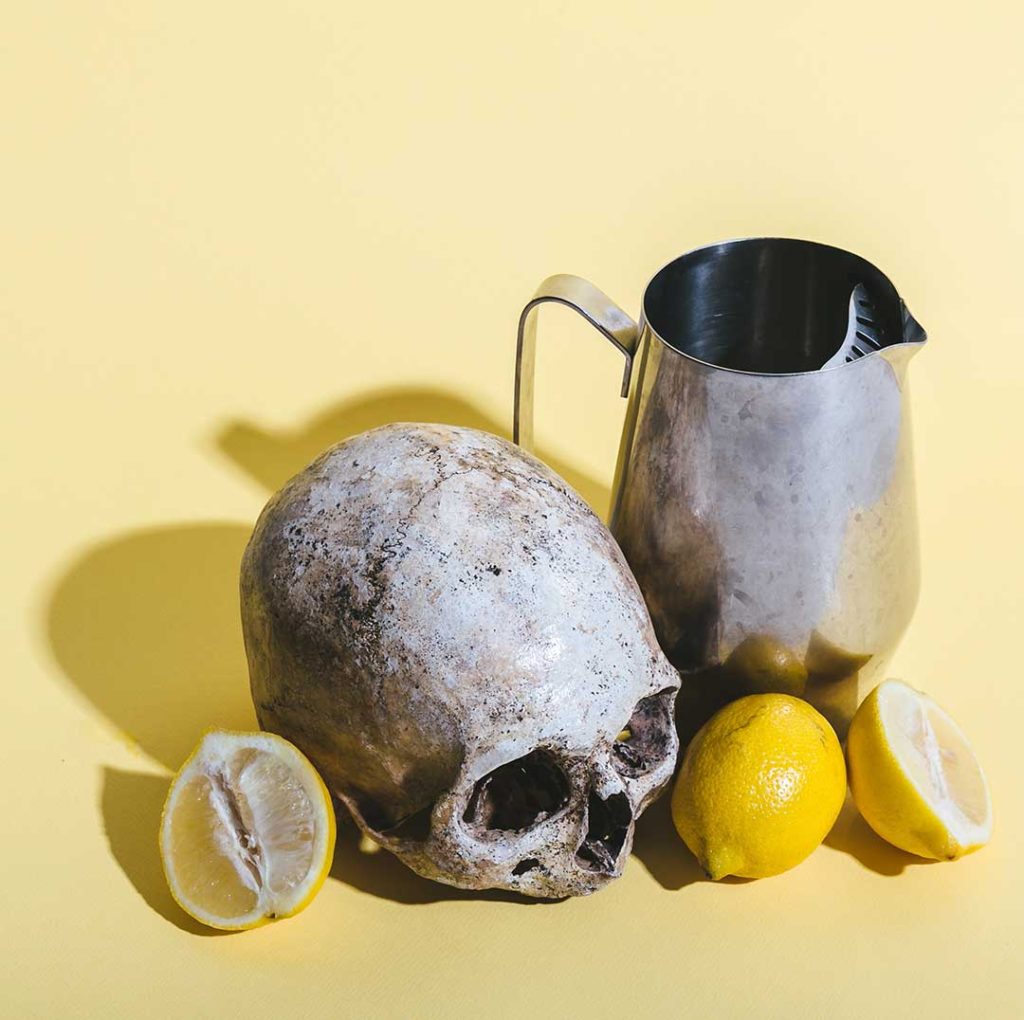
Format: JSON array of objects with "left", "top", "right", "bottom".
[
  {"left": 160, "top": 730, "right": 336, "bottom": 930},
  {"left": 847, "top": 680, "right": 991, "bottom": 859}
]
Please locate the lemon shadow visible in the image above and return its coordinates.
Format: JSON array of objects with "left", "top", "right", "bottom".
[
  {"left": 102, "top": 768, "right": 229, "bottom": 935},
  {"left": 215, "top": 385, "right": 611, "bottom": 520},
  {"left": 823, "top": 796, "right": 931, "bottom": 876},
  {"left": 48, "top": 523, "right": 257, "bottom": 771}
]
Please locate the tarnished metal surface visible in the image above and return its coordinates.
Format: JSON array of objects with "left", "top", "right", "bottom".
[{"left": 516, "top": 238, "right": 927, "bottom": 734}]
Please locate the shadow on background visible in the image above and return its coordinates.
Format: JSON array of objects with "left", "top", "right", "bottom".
[
  {"left": 102, "top": 768, "right": 228, "bottom": 935},
  {"left": 630, "top": 790, "right": 705, "bottom": 891},
  {"left": 329, "top": 814, "right": 549, "bottom": 905},
  {"left": 46, "top": 383, "right": 899, "bottom": 912},
  {"left": 824, "top": 796, "right": 930, "bottom": 877},
  {"left": 48, "top": 523, "right": 257, "bottom": 771},
  {"left": 634, "top": 784, "right": 910, "bottom": 888},
  {"left": 216, "top": 385, "right": 611, "bottom": 519}
]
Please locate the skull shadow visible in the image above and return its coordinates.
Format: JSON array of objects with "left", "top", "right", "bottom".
[
  {"left": 45, "top": 387, "right": 620, "bottom": 922},
  {"left": 329, "top": 812, "right": 548, "bottom": 905}
]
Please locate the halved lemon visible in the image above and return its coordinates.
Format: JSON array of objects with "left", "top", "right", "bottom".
[
  {"left": 846, "top": 680, "right": 992, "bottom": 860},
  {"left": 159, "top": 730, "right": 336, "bottom": 930}
]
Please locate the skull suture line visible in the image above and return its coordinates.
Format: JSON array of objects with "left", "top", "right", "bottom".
[{"left": 241, "top": 424, "right": 680, "bottom": 897}]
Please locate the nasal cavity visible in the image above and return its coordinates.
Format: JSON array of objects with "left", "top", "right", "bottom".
[{"left": 575, "top": 792, "right": 632, "bottom": 873}]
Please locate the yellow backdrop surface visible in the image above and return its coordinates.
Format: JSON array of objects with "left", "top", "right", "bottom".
[{"left": 4, "top": 3, "right": 1022, "bottom": 1017}]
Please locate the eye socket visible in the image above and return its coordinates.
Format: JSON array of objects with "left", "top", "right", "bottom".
[
  {"left": 463, "top": 750, "right": 571, "bottom": 832},
  {"left": 612, "top": 689, "right": 676, "bottom": 777}
]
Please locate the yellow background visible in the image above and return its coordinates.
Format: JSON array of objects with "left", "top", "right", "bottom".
[{"left": 4, "top": 2, "right": 1022, "bottom": 1016}]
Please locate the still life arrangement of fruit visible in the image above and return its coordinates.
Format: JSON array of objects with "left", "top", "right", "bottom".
[{"left": 157, "top": 422, "right": 992, "bottom": 931}]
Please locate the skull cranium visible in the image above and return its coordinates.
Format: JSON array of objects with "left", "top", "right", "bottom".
[{"left": 240, "top": 424, "right": 679, "bottom": 897}]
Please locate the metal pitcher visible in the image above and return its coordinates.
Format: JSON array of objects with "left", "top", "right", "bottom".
[{"left": 515, "top": 238, "right": 927, "bottom": 734}]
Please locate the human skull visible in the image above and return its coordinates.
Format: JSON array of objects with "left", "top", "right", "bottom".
[{"left": 240, "top": 424, "right": 679, "bottom": 897}]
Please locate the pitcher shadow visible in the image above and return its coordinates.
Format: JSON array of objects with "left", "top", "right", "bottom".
[{"left": 215, "top": 385, "right": 611, "bottom": 520}]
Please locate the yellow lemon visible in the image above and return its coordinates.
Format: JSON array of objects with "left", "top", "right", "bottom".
[
  {"left": 160, "top": 729, "right": 336, "bottom": 930},
  {"left": 846, "top": 680, "right": 992, "bottom": 860},
  {"left": 671, "top": 694, "right": 846, "bottom": 879}
]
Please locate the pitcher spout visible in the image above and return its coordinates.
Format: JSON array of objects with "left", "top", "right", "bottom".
[
  {"left": 901, "top": 301, "right": 927, "bottom": 344},
  {"left": 880, "top": 303, "right": 927, "bottom": 383}
]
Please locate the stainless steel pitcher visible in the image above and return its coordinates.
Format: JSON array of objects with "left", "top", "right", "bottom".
[{"left": 514, "top": 238, "right": 927, "bottom": 734}]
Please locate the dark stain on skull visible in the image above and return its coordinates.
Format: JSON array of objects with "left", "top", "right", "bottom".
[
  {"left": 512, "top": 858, "right": 541, "bottom": 876},
  {"left": 612, "top": 688, "right": 677, "bottom": 777}
]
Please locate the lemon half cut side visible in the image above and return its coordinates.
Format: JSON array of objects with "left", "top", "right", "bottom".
[
  {"left": 159, "top": 729, "right": 336, "bottom": 930},
  {"left": 847, "top": 680, "right": 992, "bottom": 860}
]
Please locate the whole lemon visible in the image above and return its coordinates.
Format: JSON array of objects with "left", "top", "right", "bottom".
[{"left": 671, "top": 694, "right": 846, "bottom": 879}]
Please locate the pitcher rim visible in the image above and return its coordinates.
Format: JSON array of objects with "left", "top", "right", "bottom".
[{"left": 639, "top": 236, "right": 926, "bottom": 378}]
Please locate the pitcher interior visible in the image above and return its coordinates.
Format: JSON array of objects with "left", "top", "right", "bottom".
[{"left": 642, "top": 238, "right": 906, "bottom": 374}]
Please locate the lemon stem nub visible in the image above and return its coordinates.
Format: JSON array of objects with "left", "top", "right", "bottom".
[{"left": 702, "top": 848, "right": 741, "bottom": 881}]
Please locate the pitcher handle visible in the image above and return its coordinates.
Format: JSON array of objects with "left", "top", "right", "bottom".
[{"left": 514, "top": 274, "right": 640, "bottom": 451}]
